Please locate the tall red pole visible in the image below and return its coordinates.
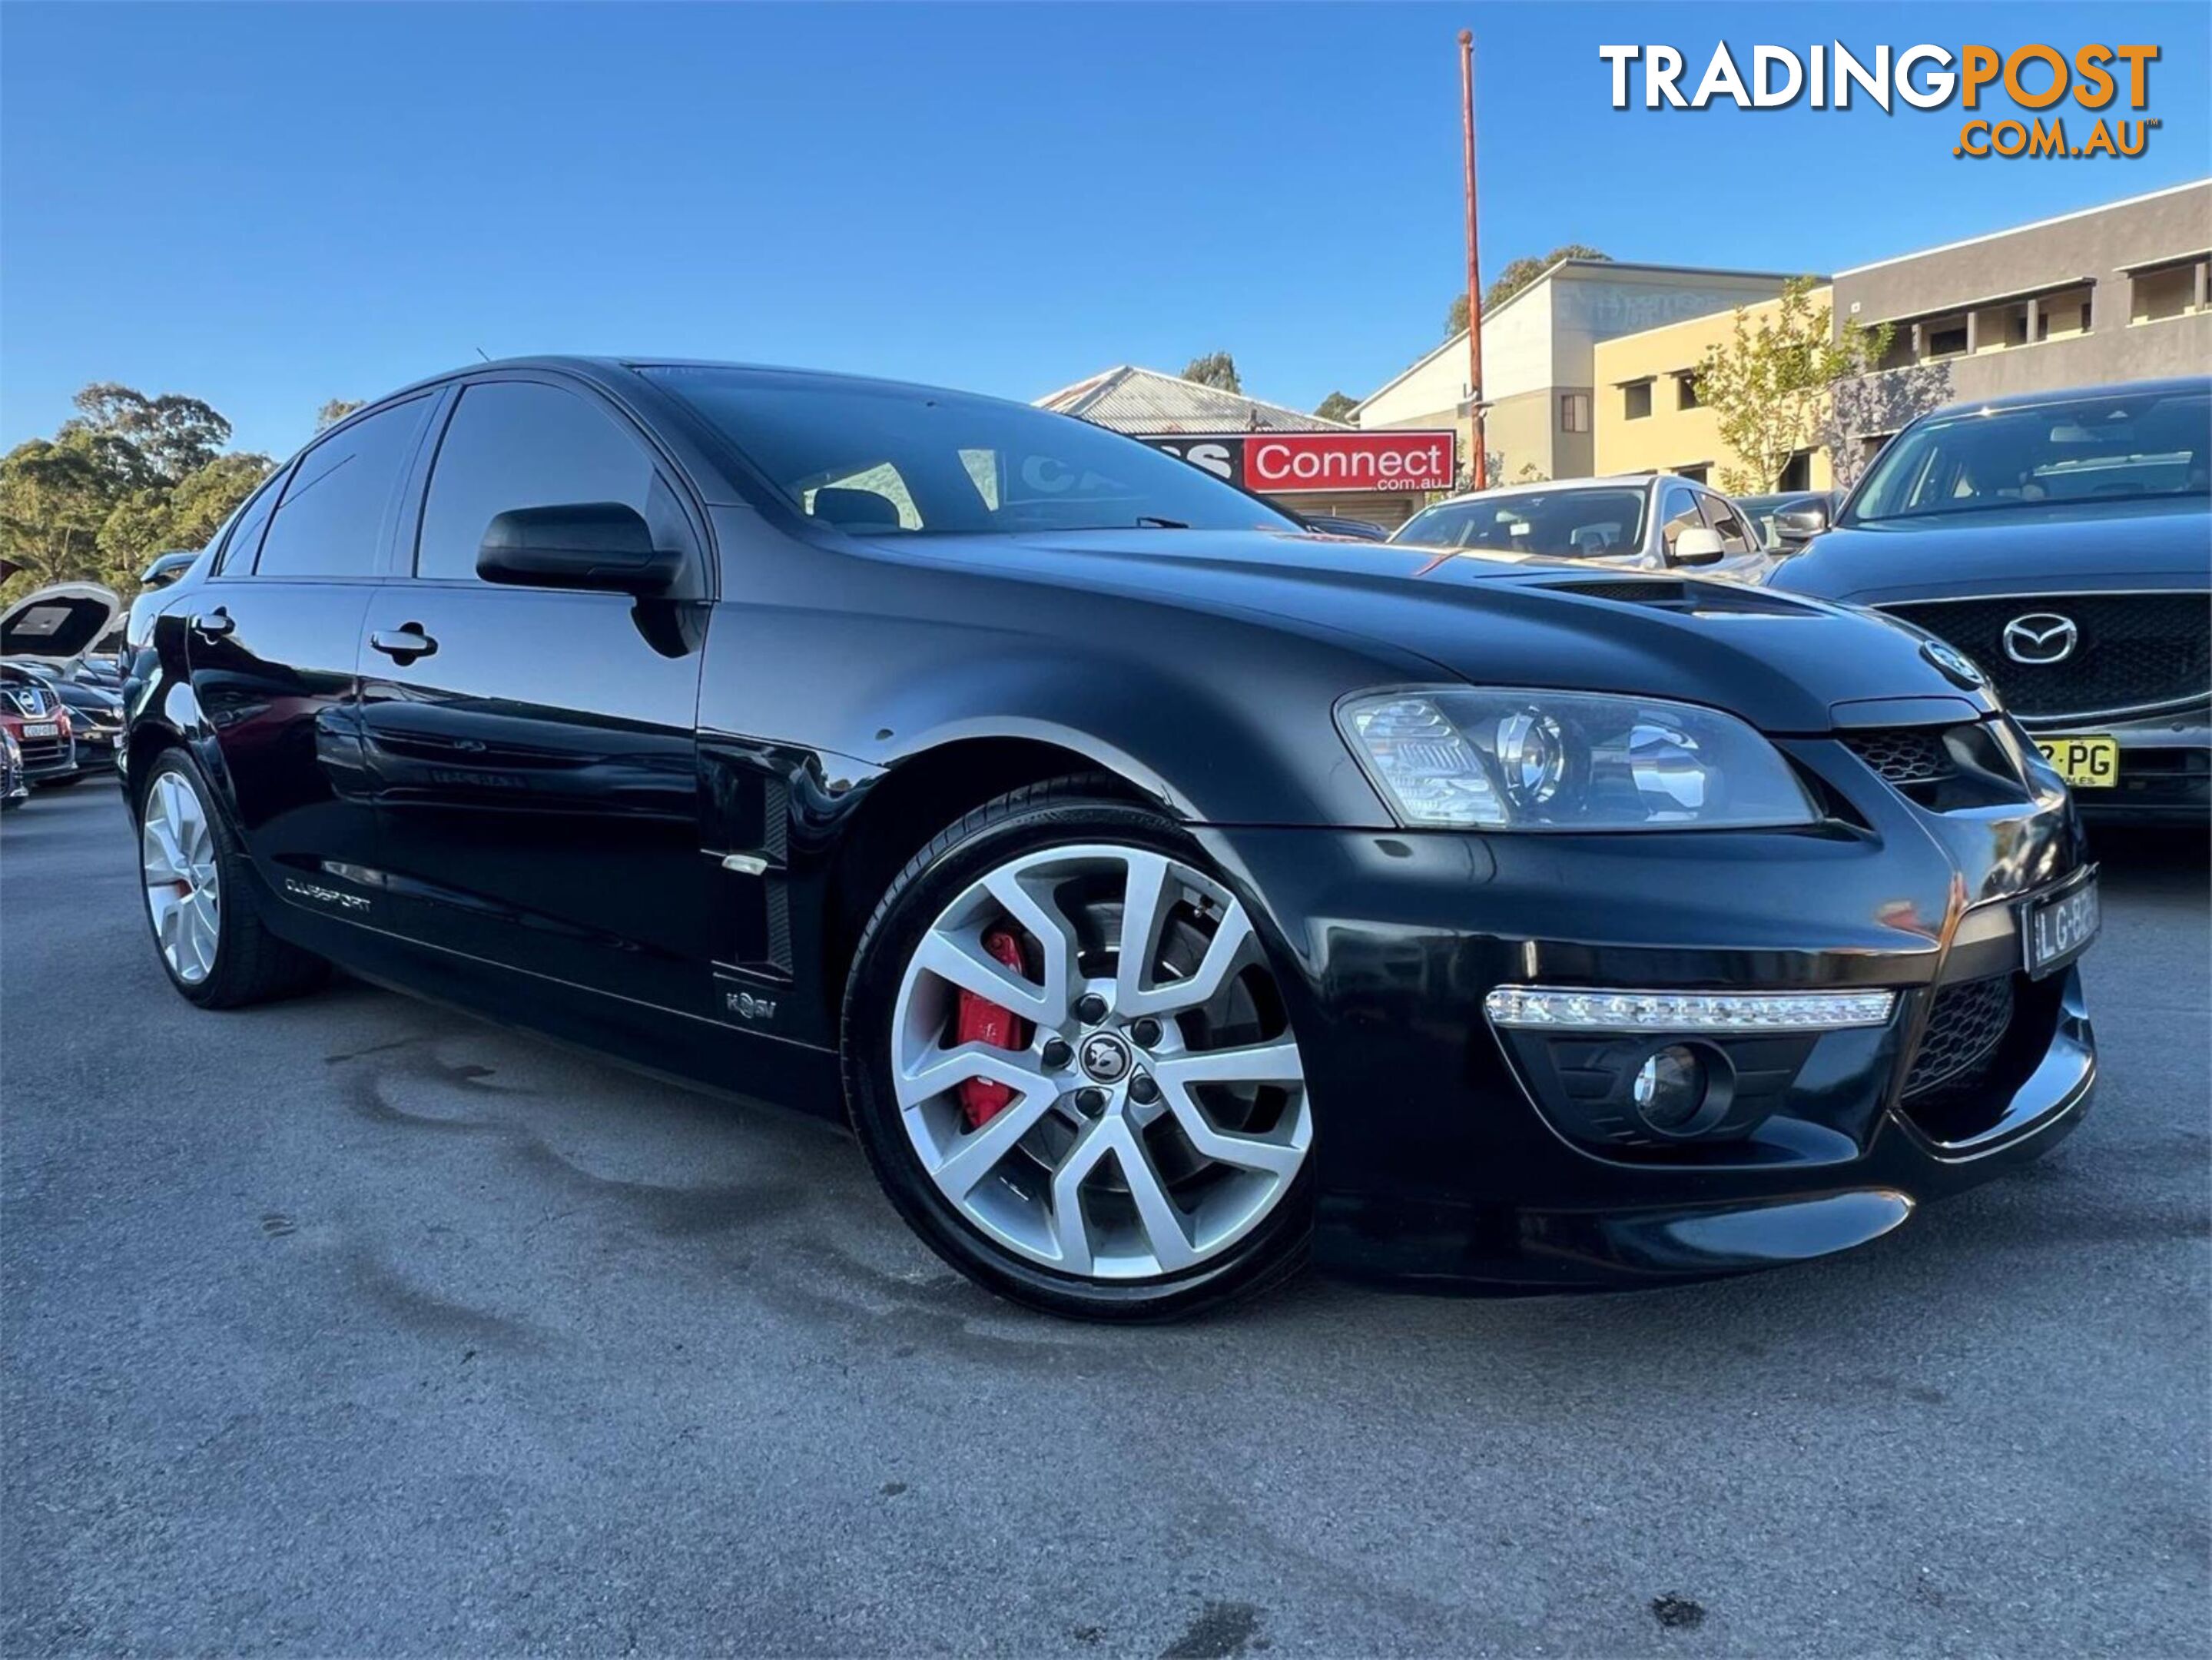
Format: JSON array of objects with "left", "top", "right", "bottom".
[{"left": 1460, "top": 29, "right": 1487, "bottom": 491}]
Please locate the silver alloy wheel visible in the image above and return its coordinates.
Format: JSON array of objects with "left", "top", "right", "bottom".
[
  {"left": 890, "top": 843, "right": 1311, "bottom": 1280},
  {"left": 141, "top": 770, "right": 220, "bottom": 985}
]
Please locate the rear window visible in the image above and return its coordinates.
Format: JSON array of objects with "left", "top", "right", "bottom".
[
  {"left": 1394, "top": 488, "right": 1648, "bottom": 558},
  {"left": 1849, "top": 387, "right": 2210, "bottom": 523},
  {"left": 254, "top": 397, "right": 432, "bottom": 576}
]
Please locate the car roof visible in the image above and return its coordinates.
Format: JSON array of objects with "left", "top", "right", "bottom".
[
  {"left": 1919, "top": 374, "right": 2210, "bottom": 420},
  {"left": 367, "top": 354, "right": 1031, "bottom": 413},
  {"left": 1414, "top": 473, "right": 1690, "bottom": 510}
]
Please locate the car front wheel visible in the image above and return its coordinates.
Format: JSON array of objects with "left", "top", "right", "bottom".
[{"left": 843, "top": 779, "right": 1315, "bottom": 1320}]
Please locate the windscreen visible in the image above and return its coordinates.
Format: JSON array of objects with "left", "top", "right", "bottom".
[
  {"left": 1849, "top": 386, "right": 2210, "bottom": 523},
  {"left": 642, "top": 367, "right": 1297, "bottom": 536},
  {"left": 1392, "top": 488, "right": 1648, "bottom": 557}
]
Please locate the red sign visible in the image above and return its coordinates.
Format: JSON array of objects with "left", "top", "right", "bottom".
[{"left": 1141, "top": 430, "right": 1457, "bottom": 496}]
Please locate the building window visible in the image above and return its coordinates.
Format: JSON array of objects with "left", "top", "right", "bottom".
[
  {"left": 2036, "top": 286, "right": 2094, "bottom": 340},
  {"left": 1925, "top": 317, "right": 1968, "bottom": 358},
  {"left": 1779, "top": 451, "right": 1812, "bottom": 492},
  {"left": 2131, "top": 257, "right": 2207, "bottom": 324},
  {"left": 1560, "top": 393, "right": 1590, "bottom": 433},
  {"left": 1623, "top": 381, "right": 1653, "bottom": 420},
  {"left": 1676, "top": 373, "right": 1702, "bottom": 410}
]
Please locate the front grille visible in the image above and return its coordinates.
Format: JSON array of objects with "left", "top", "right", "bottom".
[
  {"left": 4, "top": 686, "right": 51, "bottom": 717},
  {"left": 1902, "top": 974, "right": 2015, "bottom": 1099},
  {"left": 1842, "top": 726, "right": 1957, "bottom": 786},
  {"left": 17, "top": 735, "right": 68, "bottom": 768},
  {"left": 1881, "top": 593, "right": 2210, "bottom": 720}
]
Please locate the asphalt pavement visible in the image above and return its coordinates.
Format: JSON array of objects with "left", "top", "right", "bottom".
[{"left": 4, "top": 782, "right": 2207, "bottom": 1657}]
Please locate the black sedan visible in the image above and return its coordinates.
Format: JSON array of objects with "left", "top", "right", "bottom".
[
  {"left": 1773, "top": 377, "right": 2208, "bottom": 822},
  {"left": 121, "top": 357, "right": 2098, "bottom": 1319}
]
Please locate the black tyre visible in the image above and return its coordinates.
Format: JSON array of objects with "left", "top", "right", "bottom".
[
  {"left": 136, "top": 748, "right": 328, "bottom": 1008},
  {"left": 841, "top": 778, "right": 1315, "bottom": 1321}
]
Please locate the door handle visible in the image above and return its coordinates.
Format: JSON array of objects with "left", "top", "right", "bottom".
[
  {"left": 191, "top": 609, "right": 234, "bottom": 639},
  {"left": 370, "top": 625, "right": 437, "bottom": 662}
]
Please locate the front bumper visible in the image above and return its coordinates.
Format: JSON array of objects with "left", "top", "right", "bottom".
[
  {"left": 1199, "top": 731, "right": 2096, "bottom": 1290},
  {"left": 2025, "top": 704, "right": 2208, "bottom": 822}
]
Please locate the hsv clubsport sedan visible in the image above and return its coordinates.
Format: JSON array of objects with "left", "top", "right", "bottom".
[
  {"left": 122, "top": 358, "right": 2098, "bottom": 1319},
  {"left": 1774, "top": 378, "right": 2209, "bottom": 820}
]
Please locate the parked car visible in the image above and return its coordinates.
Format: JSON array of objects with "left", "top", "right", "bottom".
[
  {"left": 1296, "top": 513, "right": 1389, "bottom": 541},
  {"left": 2, "top": 727, "right": 26, "bottom": 812},
  {"left": 1773, "top": 377, "right": 2208, "bottom": 822},
  {"left": 16, "top": 664, "right": 123, "bottom": 778},
  {"left": 1392, "top": 473, "right": 1776, "bottom": 581},
  {"left": 124, "top": 357, "right": 2098, "bottom": 1320},
  {"left": 2, "top": 582, "right": 122, "bottom": 784},
  {"left": 1736, "top": 488, "right": 1845, "bottom": 552},
  {"left": 0, "top": 665, "right": 76, "bottom": 785}
]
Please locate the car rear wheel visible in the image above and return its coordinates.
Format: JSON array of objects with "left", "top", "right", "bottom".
[
  {"left": 138, "top": 749, "right": 327, "bottom": 1008},
  {"left": 843, "top": 779, "right": 1314, "bottom": 1320}
]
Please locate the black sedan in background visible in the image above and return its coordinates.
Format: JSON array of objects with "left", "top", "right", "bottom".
[
  {"left": 122, "top": 357, "right": 2097, "bottom": 1319},
  {"left": 1774, "top": 378, "right": 2209, "bottom": 821}
]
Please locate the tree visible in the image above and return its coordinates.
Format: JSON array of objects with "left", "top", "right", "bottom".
[
  {"left": 1313, "top": 390, "right": 1358, "bottom": 423},
  {"left": 1447, "top": 245, "right": 1612, "bottom": 337},
  {"left": 317, "top": 398, "right": 364, "bottom": 430},
  {"left": 1, "top": 383, "right": 269, "bottom": 603},
  {"left": 1696, "top": 277, "right": 1892, "bottom": 495},
  {"left": 1181, "top": 351, "right": 1242, "bottom": 393}
]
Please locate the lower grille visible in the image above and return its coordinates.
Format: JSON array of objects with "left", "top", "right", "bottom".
[
  {"left": 1902, "top": 975, "right": 2015, "bottom": 1099},
  {"left": 1879, "top": 593, "right": 2210, "bottom": 720},
  {"left": 18, "top": 737, "right": 68, "bottom": 769}
]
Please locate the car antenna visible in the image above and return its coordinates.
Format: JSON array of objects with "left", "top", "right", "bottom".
[{"left": 473, "top": 346, "right": 491, "bottom": 363}]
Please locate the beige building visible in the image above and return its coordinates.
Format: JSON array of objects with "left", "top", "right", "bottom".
[
  {"left": 1592, "top": 287, "right": 1836, "bottom": 491},
  {"left": 1352, "top": 261, "right": 1800, "bottom": 486}
]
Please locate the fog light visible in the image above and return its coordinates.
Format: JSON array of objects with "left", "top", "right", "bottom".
[{"left": 1633, "top": 1044, "right": 1710, "bottom": 1134}]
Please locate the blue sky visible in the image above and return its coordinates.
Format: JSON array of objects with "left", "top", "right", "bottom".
[{"left": 5, "top": 2, "right": 2206, "bottom": 460}]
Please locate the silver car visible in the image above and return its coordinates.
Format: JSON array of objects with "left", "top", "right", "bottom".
[{"left": 1391, "top": 473, "right": 1778, "bottom": 582}]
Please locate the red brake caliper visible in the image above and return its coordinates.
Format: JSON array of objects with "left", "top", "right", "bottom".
[{"left": 956, "top": 927, "right": 1033, "bottom": 1129}]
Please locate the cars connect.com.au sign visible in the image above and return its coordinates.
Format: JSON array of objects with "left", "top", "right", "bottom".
[{"left": 1141, "top": 431, "right": 1458, "bottom": 495}]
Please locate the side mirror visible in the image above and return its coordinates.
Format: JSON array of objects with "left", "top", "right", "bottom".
[
  {"left": 1773, "top": 505, "right": 1830, "bottom": 543},
  {"left": 1673, "top": 526, "right": 1726, "bottom": 566},
  {"left": 140, "top": 549, "right": 199, "bottom": 590},
  {"left": 477, "top": 503, "right": 682, "bottom": 595}
]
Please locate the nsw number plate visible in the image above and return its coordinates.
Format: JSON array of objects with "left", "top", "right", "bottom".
[
  {"left": 2036, "top": 735, "right": 2117, "bottom": 788},
  {"left": 22, "top": 722, "right": 57, "bottom": 739},
  {"left": 2021, "top": 875, "right": 2099, "bottom": 978}
]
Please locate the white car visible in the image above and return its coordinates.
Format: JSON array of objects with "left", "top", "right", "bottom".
[{"left": 1391, "top": 473, "right": 1779, "bottom": 583}]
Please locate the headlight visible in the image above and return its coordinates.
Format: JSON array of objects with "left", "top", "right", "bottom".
[{"left": 1338, "top": 689, "right": 1819, "bottom": 831}]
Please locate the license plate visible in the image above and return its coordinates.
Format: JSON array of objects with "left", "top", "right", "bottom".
[
  {"left": 2021, "top": 874, "right": 2099, "bottom": 978},
  {"left": 22, "top": 722, "right": 57, "bottom": 739},
  {"left": 2036, "top": 734, "right": 2117, "bottom": 788}
]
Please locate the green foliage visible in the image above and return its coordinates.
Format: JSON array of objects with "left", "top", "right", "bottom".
[
  {"left": 1312, "top": 390, "right": 1358, "bottom": 424},
  {"left": 1181, "top": 351, "right": 1242, "bottom": 393},
  {"left": 1696, "top": 278, "right": 1893, "bottom": 495},
  {"left": 317, "top": 398, "right": 365, "bottom": 430},
  {"left": 1448, "top": 246, "right": 1611, "bottom": 337},
  {"left": 1, "top": 383, "right": 272, "bottom": 603}
]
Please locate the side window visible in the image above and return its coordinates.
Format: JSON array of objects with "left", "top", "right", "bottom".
[
  {"left": 416, "top": 382, "right": 657, "bottom": 580},
  {"left": 1658, "top": 485, "right": 1702, "bottom": 554},
  {"left": 1696, "top": 493, "right": 1757, "bottom": 555},
  {"left": 214, "top": 470, "right": 286, "bottom": 576},
  {"left": 254, "top": 397, "right": 431, "bottom": 577}
]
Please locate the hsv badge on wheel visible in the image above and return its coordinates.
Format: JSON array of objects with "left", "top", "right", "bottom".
[{"left": 120, "top": 358, "right": 2099, "bottom": 1319}]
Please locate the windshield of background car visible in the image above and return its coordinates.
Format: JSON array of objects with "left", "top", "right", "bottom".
[
  {"left": 641, "top": 368, "right": 1299, "bottom": 536},
  {"left": 1848, "top": 387, "right": 2211, "bottom": 523},
  {"left": 1391, "top": 488, "right": 1647, "bottom": 556}
]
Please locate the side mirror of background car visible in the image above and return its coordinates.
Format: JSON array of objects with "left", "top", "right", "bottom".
[
  {"left": 1773, "top": 505, "right": 1831, "bottom": 543},
  {"left": 1673, "top": 527, "right": 1726, "bottom": 566},
  {"left": 477, "top": 503, "right": 682, "bottom": 595}
]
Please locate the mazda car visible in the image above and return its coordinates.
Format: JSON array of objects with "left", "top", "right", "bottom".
[
  {"left": 1773, "top": 378, "right": 2209, "bottom": 821},
  {"left": 121, "top": 358, "right": 2099, "bottom": 1320}
]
